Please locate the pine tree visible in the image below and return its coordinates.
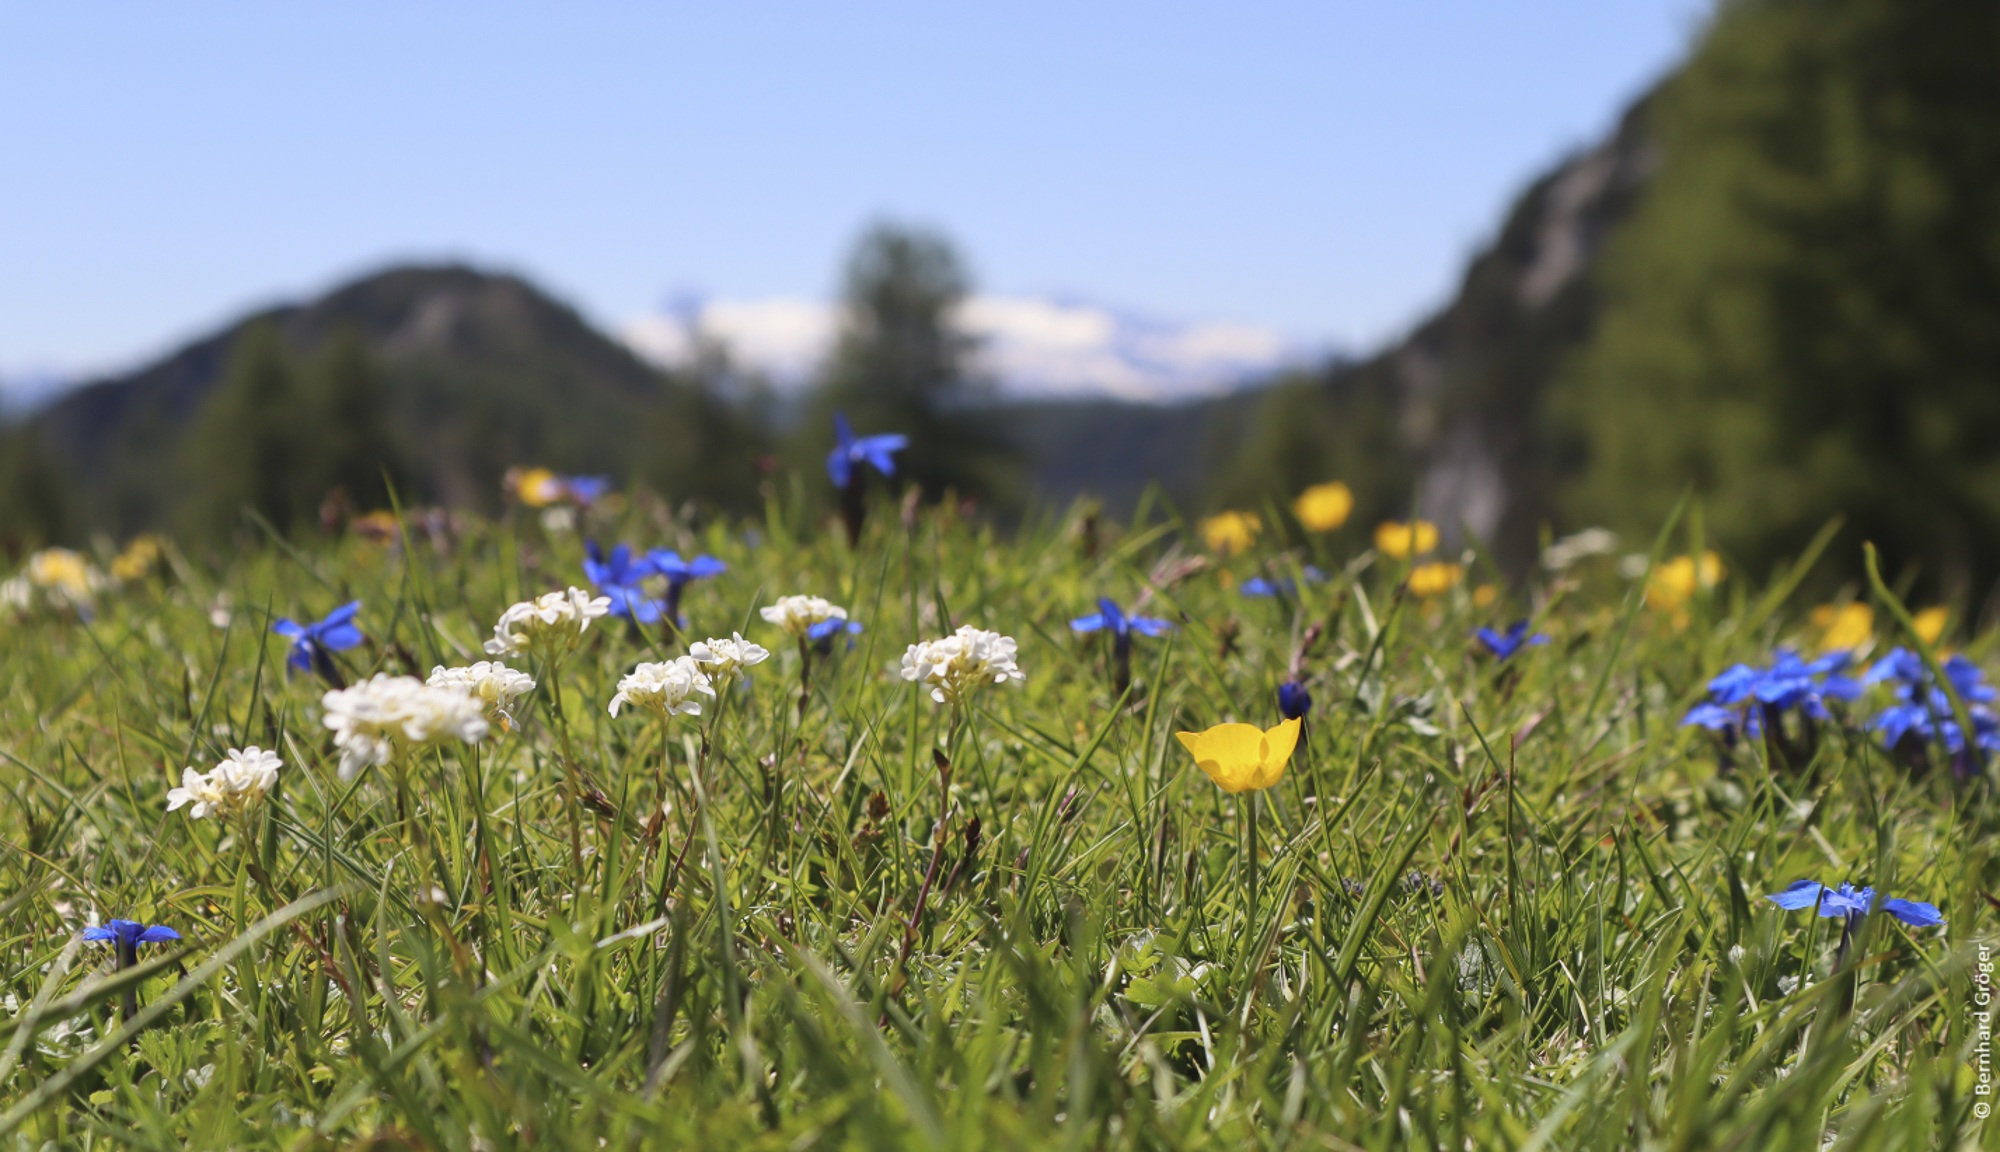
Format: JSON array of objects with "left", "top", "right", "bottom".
[
  {"left": 1558, "top": 0, "right": 2000, "bottom": 597},
  {"left": 184, "top": 321, "right": 305, "bottom": 540},
  {"left": 801, "top": 224, "right": 1020, "bottom": 506},
  {"left": 302, "top": 327, "right": 407, "bottom": 511},
  {"left": 0, "top": 422, "right": 74, "bottom": 550}
]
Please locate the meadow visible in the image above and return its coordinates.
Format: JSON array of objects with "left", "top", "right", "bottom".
[{"left": 0, "top": 477, "right": 1988, "bottom": 1151}]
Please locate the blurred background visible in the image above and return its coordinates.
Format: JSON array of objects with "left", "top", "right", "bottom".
[{"left": 3, "top": 0, "right": 1996, "bottom": 601}]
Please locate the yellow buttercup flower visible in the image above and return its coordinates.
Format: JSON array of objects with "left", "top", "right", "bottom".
[
  {"left": 1175, "top": 718, "right": 1300, "bottom": 794},
  {"left": 513, "top": 467, "right": 564, "bottom": 508},
  {"left": 1408, "top": 562, "right": 1463, "bottom": 598},
  {"left": 1201, "top": 511, "right": 1261, "bottom": 556},
  {"left": 1912, "top": 606, "right": 1949, "bottom": 646},
  {"left": 1374, "top": 520, "right": 1438, "bottom": 559},
  {"left": 26, "top": 548, "right": 97, "bottom": 601},
  {"left": 1809, "top": 602, "right": 1873, "bottom": 653},
  {"left": 110, "top": 535, "right": 166, "bottom": 583},
  {"left": 1292, "top": 482, "right": 1353, "bottom": 532},
  {"left": 1644, "top": 552, "right": 1723, "bottom": 612},
  {"left": 1472, "top": 583, "right": 1499, "bottom": 608}
]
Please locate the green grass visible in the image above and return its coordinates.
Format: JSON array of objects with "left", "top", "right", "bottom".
[{"left": 0, "top": 494, "right": 1990, "bottom": 1150}]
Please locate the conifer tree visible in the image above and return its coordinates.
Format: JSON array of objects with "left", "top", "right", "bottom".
[
  {"left": 1558, "top": 0, "right": 2000, "bottom": 596},
  {"left": 302, "top": 327, "right": 406, "bottom": 511},
  {"left": 184, "top": 321, "right": 304, "bottom": 540}
]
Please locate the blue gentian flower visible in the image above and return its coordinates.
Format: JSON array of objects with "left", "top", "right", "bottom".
[
  {"left": 1278, "top": 680, "right": 1312, "bottom": 721},
  {"left": 1862, "top": 648, "right": 2000, "bottom": 776},
  {"left": 1071, "top": 599, "right": 1174, "bottom": 647},
  {"left": 83, "top": 918, "right": 182, "bottom": 948},
  {"left": 1679, "top": 649, "right": 1860, "bottom": 737},
  {"left": 1766, "top": 880, "right": 1943, "bottom": 927},
  {"left": 646, "top": 550, "right": 728, "bottom": 627},
  {"left": 83, "top": 918, "right": 180, "bottom": 1020},
  {"left": 1241, "top": 567, "right": 1327, "bottom": 598},
  {"left": 807, "top": 616, "right": 863, "bottom": 654},
  {"left": 562, "top": 475, "right": 614, "bottom": 506},
  {"left": 1072, "top": 598, "right": 1173, "bottom": 692},
  {"left": 1474, "top": 621, "right": 1549, "bottom": 662},
  {"left": 272, "top": 601, "right": 363, "bottom": 687},
  {"left": 585, "top": 540, "right": 663, "bottom": 623},
  {"left": 826, "top": 412, "right": 909, "bottom": 490}
]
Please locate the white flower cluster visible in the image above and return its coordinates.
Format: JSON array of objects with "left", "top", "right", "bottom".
[
  {"left": 609, "top": 657, "right": 715, "bottom": 718},
  {"left": 428, "top": 661, "right": 537, "bottom": 727},
  {"left": 1, "top": 548, "right": 109, "bottom": 617},
  {"left": 321, "top": 674, "right": 491, "bottom": 781},
  {"left": 900, "top": 626, "right": 1026, "bottom": 706},
  {"left": 759, "top": 595, "right": 847, "bottom": 637},
  {"left": 167, "top": 746, "right": 282, "bottom": 820},
  {"left": 688, "top": 633, "right": 771, "bottom": 683},
  {"left": 483, "top": 588, "right": 611, "bottom": 659}
]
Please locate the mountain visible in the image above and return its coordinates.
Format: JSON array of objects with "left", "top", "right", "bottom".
[{"left": 28, "top": 266, "right": 761, "bottom": 536}]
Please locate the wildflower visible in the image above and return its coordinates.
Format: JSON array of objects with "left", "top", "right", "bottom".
[
  {"left": 83, "top": 918, "right": 182, "bottom": 949},
  {"left": 427, "top": 661, "right": 536, "bottom": 729},
  {"left": 272, "top": 601, "right": 363, "bottom": 686},
  {"left": 1644, "top": 552, "right": 1724, "bottom": 613},
  {"left": 646, "top": 550, "right": 728, "bottom": 626},
  {"left": 22, "top": 547, "right": 105, "bottom": 615},
  {"left": 167, "top": 746, "right": 281, "bottom": 820},
  {"left": 1293, "top": 482, "right": 1353, "bottom": 532},
  {"left": 1863, "top": 648, "right": 2000, "bottom": 775},
  {"left": 1175, "top": 718, "right": 1301, "bottom": 793},
  {"left": 321, "top": 674, "right": 490, "bottom": 781},
  {"left": 509, "top": 467, "right": 612, "bottom": 509},
  {"left": 825, "top": 411, "right": 909, "bottom": 490},
  {"left": 484, "top": 588, "right": 612, "bottom": 659},
  {"left": 110, "top": 535, "right": 166, "bottom": 583},
  {"left": 1200, "top": 511, "right": 1261, "bottom": 556},
  {"left": 1681, "top": 650, "right": 1860, "bottom": 769},
  {"left": 1472, "top": 583, "right": 1498, "bottom": 608},
  {"left": 1766, "top": 880, "right": 1943, "bottom": 928},
  {"left": 1408, "top": 561, "right": 1462, "bottom": 598},
  {"left": 1540, "top": 527, "right": 1618, "bottom": 571},
  {"left": 901, "top": 626, "right": 1026, "bottom": 707},
  {"left": 760, "top": 595, "right": 853, "bottom": 640},
  {"left": 1240, "top": 567, "right": 1326, "bottom": 598},
  {"left": 1071, "top": 597, "right": 1172, "bottom": 692},
  {"left": 1810, "top": 602, "right": 1873, "bottom": 654},
  {"left": 1474, "top": 621, "right": 1548, "bottom": 662},
  {"left": 1912, "top": 606, "right": 1950, "bottom": 646},
  {"left": 351, "top": 510, "right": 401, "bottom": 544},
  {"left": 1374, "top": 520, "right": 1438, "bottom": 559},
  {"left": 1278, "top": 680, "right": 1312, "bottom": 721},
  {"left": 584, "top": 540, "right": 663, "bottom": 623},
  {"left": 609, "top": 656, "right": 715, "bottom": 718},
  {"left": 688, "top": 633, "right": 771, "bottom": 683}
]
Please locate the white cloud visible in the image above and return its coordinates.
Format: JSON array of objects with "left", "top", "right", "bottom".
[{"left": 620, "top": 294, "right": 1305, "bottom": 403}]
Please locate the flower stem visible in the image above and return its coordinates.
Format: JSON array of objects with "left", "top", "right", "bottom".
[
  {"left": 545, "top": 658, "right": 586, "bottom": 881},
  {"left": 1245, "top": 792, "right": 1260, "bottom": 934}
]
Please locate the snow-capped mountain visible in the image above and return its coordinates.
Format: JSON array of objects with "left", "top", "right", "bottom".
[{"left": 619, "top": 295, "right": 1308, "bottom": 403}]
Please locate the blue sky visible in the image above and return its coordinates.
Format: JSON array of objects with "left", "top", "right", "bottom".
[{"left": 0, "top": 1, "right": 1706, "bottom": 391}]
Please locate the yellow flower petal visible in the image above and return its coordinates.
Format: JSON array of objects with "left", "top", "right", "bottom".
[
  {"left": 1293, "top": 482, "right": 1353, "bottom": 532},
  {"left": 1176, "top": 718, "right": 1300, "bottom": 793},
  {"left": 1374, "top": 520, "right": 1439, "bottom": 559}
]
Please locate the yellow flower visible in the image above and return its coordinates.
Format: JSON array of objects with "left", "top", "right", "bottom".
[
  {"left": 1809, "top": 602, "right": 1873, "bottom": 653},
  {"left": 511, "top": 467, "right": 564, "bottom": 508},
  {"left": 110, "top": 535, "right": 166, "bottom": 583},
  {"left": 26, "top": 548, "right": 96, "bottom": 600},
  {"left": 351, "top": 510, "right": 402, "bottom": 544},
  {"left": 1472, "top": 583, "right": 1498, "bottom": 608},
  {"left": 1175, "top": 718, "right": 1301, "bottom": 794},
  {"left": 1201, "top": 511, "right": 1261, "bottom": 556},
  {"left": 1913, "top": 606, "right": 1950, "bottom": 646},
  {"left": 1292, "top": 482, "right": 1353, "bottom": 532},
  {"left": 1408, "top": 561, "right": 1463, "bottom": 598},
  {"left": 1644, "top": 552, "right": 1724, "bottom": 612},
  {"left": 1374, "top": 520, "right": 1439, "bottom": 559}
]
